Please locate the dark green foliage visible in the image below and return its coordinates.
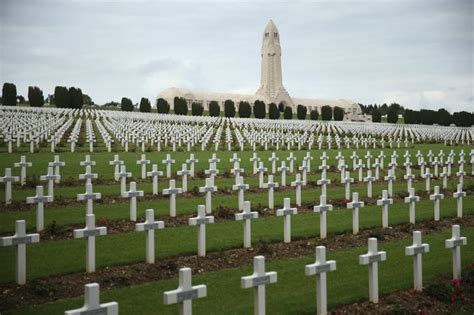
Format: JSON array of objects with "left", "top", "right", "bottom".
[
  {"left": 103, "top": 101, "right": 119, "bottom": 107},
  {"left": 139, "top": 97, "right": 151, "bottom": 112},
  {"left": 321, "top": 105, "right": 332, "bottom": 121},
  {"left": 224, "top": 99, "right": 236, "bottom": 117},
  {"left": 83, "top": 94, "right": 93, "bottom": 105},
  {"left": 403, "top": 108, "right": 418, "bottom": 124},
  {"left": 253, "top": 100, "right": 266, "bottom": 119},
  {"left": 386, "top": 105, "right": 398, "bottom": 123},
  {"left": 297, "top": 104, "right": 307, "bottom": 120},
  {"left": 278, "top": 102, "right": 285, "bottom": 112},
  {"left": 310, "top": 109, "right": 319, "bottom": 120},
  {"left": 17, "top": 95, "right": 25, "bottom": 103},
  {"left": 268, "top": 103, "right": 279, "bottom": 119},
  {"left": 284, "top": 106, "right": 293, "bottom": 119},
  {"left": 173, "top": 97, "right": 188, "bottom": 115},
  {"left": 333, "top": 106, "right": 344, "bottom": 121},
  {"left": 452, "top": 111, "right": 474, "bottom": 127},
  {"left": 2, "top": 83, "right": 17, "bottom": 105},
  {"left": 54, "top": 86, "right": 69, "bottom": 108},
  {"left": 238, "top": 101, "right": 252, "bottom": 118},
  {"left": 28, "top": 86, "right": 45, "bottom": 107},
  {"left": 69, "top": 87, "right": 83, "bottom": 109},
  {"left": 121, "top": 97, "right": 134, "bottom": 111},
  {"left": 156, "top": 98, "right": 170, "bottom": 114},
  {"left": 425, "top": 280, "right": 454, "bottom": 302},
  {"left": 436, "top": 108, "right": 452, "bottom": 126},
  {"left": 419, "top": 109, "right": 437, "bottom": 125},
  {"left": 209, "top": 101, "right": 220, "bottom": 117},
  {"left": 191, "top": 102, "right": 204, "bottom": 116}
]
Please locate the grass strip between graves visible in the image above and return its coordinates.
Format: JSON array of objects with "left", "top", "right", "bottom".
[
  {"left": 6, "top": 226, "right": 474, "bottom": 315},
  {"left": 0, "top": 194, "right": 472, "bottom": 283}
]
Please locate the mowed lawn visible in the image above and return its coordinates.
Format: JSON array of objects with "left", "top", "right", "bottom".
[{"left": 7, "top": 227, "right": 474, "bottom": 315}]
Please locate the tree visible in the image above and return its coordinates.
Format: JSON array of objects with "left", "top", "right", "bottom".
[
  {"left": 156, "top": 98, "right": 170, "bottom": 114},
  {"left": 297, "top": 104, "right": 307, "bottom": 120},
  {"left": 333, "top": 106, "right": 344, "bottom": 121},
  {"left": 2, "top": 83, "right": 17, "bottom": 106},
  {"left": 386, "top": 105, "right": 398, "bottom": 123},
  {"left": 238, "top": 101, "right": 252, "bottom": 118},
  {"left": 269, "top": 103, "right": 280, "bottom": 119},
  {"left": 284, "top": 106, "right": 293, "bottom": 119},
  {"left": 83, "top": 94, "right": 93, "bottom": 105},
  {"left": 278, "top": 102, "right": 285, "bottom": 112},
  {"left": 209, "top": 101, "right": 220, "bottom": 117},
  {"left": 191, "top": 102, "right": 204, "bottom": 116},
  {"left": 437, "top": 108, "right": 452, "bottom": 126},
  {"left": 69, "top": 87, "right": 83, "bottom": 109},
  {"left": 419, "top": 109, "right": 437, "bottom": 125},
  {"left": 372, "top": 107, "right": 382, "bottom": 123},
  {"left": 224, "top": 99, "right": 236, "bottom": 117},
  {"left": 452, "top": 111, "right": 473, "bottom": 127},
  {"left": 321, "top": 105, "right": 332, "bottom": 121},
  {"left": 310, "top": 109, "right": 319, "bottom": 120},
  {"left": 121, "top": 97, "right": 134, "bottom": 111},
  {"left": 253, "top": 100, "right": 266, "bottom": 119},
  {"left": 54, "top": 86, "right": 69, "bottom": 108},
  {"left": 173, "top": 97, "right": 188, "bottom": 115},
  {"left": 139, "top": 97, "right": 151, "bottom": 112},
  {"left": 17, "top": 95, "right": 25, "bottom": 104},
  {"left": 28, "top": 86, "right": 45, "bottom": 107}
]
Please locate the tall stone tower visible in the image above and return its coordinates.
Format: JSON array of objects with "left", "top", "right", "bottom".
[{"left": 255, "top": 20, "right": 294, "bottom": 108}]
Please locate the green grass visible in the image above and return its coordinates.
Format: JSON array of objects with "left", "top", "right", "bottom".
[{"left": 7, "top": 226, "right": 474, "bottom": 315}]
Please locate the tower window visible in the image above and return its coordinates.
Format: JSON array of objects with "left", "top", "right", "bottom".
[
  {"left": 274, "top": 32, "right": 278, "bottom": 37},
  {"left": 265, "top": 32, "right": 269, "bottom": 38}
]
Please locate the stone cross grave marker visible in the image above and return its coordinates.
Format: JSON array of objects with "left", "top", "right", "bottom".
[
  {"left": 109, "top": 154, "right": 124, "bottom": 181},
  {"left": 14, "top": 155, "right": 32, "bottom": 186},
  {"left": 147, "top": 164, "right": 163, "bottom": 195},
  {"left": 317, "top": 170, "right": 331, "bottom": 197},
  {"left": 186, "top": 153, "right": 199, "bottom": 177},
  {"left": 79, "top": 165, "right": 98, "bottom": 186},
  {"left": 276, "top": 197, "right": 298, "bottom": 243},
  {"left": 135, "top": 209, "right": 164, "bottom": 264},
  {"left": 162, "top": 154, "right": 175, "bottom": 178},
  {"left": 291, "top": 173, "right": 304, "bottom": 206},
  {"left": 376, "top": 190, "right": 393, "bottom": 228},
  {"left": 347, "top": 192, "right": 365, "bottom": 234},
  {"left": 189, "top": 205, "right": 214, "bottom": 257},
  {"left": 384, "top": 168, "right": 396, "bottom": 197},
  {"left": 422, "top": 167, "right": 432, "bottom": 192},
  {"left": 429, "top": 185, "right": 444, "bottom": 221},
  {"left": 359, "top": 238, "right": 387, "bottom": 303},
  {"left": 342, "top": 170, "right": 354, "bottom": 200},
  {"left": 0, "top": 220, "right": 39, "bottom": 284},
  {"left": 177, "top": 163, "right": 191, "bottom": 192},
  {"left": 268, "top": 152, "right": 279, "bottom": 174},
  {"left": 404, "top": 188, "right": 420, "bottom": 224},
  {"left": 241, "top": 256, "right": 277, "bottom": 315},
  {"left": 232, "top": 175, "right": 249, "bottom": 211},
  {"left": 453, "top": 183, "right": 466, "bottom": 218},
  {"left": 262, "top": 175, "right": 279, "bottom": 209},
  {"left": 363, "top": 170, "right": 375, "bottom": 198},
  {"left": 77, "top": 183, "right": 101, "bottom": 215},
  {"left": 40, "top": 166, "right": 59, "bottom": 200},
  {"left": 445, "top": 225, "right": 467, "bottom": 280},
  {"left": 65, "top": 283, "right": 118, "bottom": 315},
  {"left": 235, "top": 201, "right": 259, "bottom": 248},
  {"left": 403, "top": 167, "right": 415, "bottom": 191},
  {"left": 405, "top": 231, "right": 429, "bottom": 292},
  {"left": 257, "top": 162, "right": 267, "bottom": 188},
  {"left": 122, "top": 181, "right": 144, "bottom": 221},
  {"left": 199, "top": 177, "right": 217, "bottom": 214},
  {"left": 163, "top": 179, "right": 183, "bottom": 217},
  {"left": 73, "top": 214, "right": 107, "bottom": 273},
  {"left": 136, "top": 154, "right": 151, "bottom": 179},
  {"left": 277, "top": 161, "right": 289, "bottom": 187},
  {"left": 0, "top": 168, "right": 19, "bottom": 203},
  {"left": 313, "top": 195, "right": 333, "bottom": 239},
  {"left": 49, "top": 155, "right": 66, "bottom": 183},
  {"left": 27, "top": 185, "right": 53, "bottom": 231},
  {"left": 287, "top": 152, "right": 297, "bottom": 173},
  {"left": 116, "top": 164, "right": 131, "bottom": 195}
]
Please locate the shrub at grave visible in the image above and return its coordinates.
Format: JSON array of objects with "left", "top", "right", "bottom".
[
  {"left": 253, "top": 100, "right": 266, "bottom": 119},
  {"left": 268, "top": 103, "right": 280, "bottom": 119},
  {"left": 321, "top": 105, "right": 332, "bottom": 120},
  {"left": 297, "top": 104, "right": 307, "bottom": 120},
  {"left": 238, "top": 101, "right": 251, "bottom": 118},
  {"left": 191, "top": 102, "right": 204, "bottom": 116},
  {"left": 139, "top": 97, "right": 151, "bottom": 112},
  {"left": 121, "top": 97, "right": 134, "bottom": 111},
  {"left": 387, "top": 107, "right": 398, "bottom": 123},
  {"left": 278, "top": 102, "right": 285, "bottom": 112},
  {"left": 224, "top": 99, "right": 236, "bottom": 117},
  {"left": 28, "top": 86, "right": 45, "bottom": 107},
  {"left": 310, "top": 109, "right": 319, "bottom": 120},
  {"left": 69, "top": 87, "right": 84, "bottom": 109},
  {"left": 333, "top": 106, "right": 344, "bottom": 121},
  {"left": 1, "top": 83, "right": 17, "bottom": 106},
  {"left": 209, "top": 101, "right": 220, "bottom": 117},
  {"left": 424, "top": 279, "right": 454, "bottom": 302},
  {"left": 156, "top": 98, "right": 170, "bottom": 113},
  {"left": 452, "top": 111, "right": 474, "bottom": 127},
  {"left": 284, "top": 106, "right": 293, "bottom": 119},
  {"left": 173, "top": 97, "right": 188, "bottom": 115}
]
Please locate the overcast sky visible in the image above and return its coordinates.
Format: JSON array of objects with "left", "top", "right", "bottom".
[{"left": 1, "top": 0, "right": 472, "bottom": 111}]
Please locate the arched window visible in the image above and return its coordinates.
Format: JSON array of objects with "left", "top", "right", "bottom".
[
  {"left": 274, "top": 32, "right": 278, "bottom": 38},
  {"left": 265, "top": 32, "right": 269, "bottom": 38}
]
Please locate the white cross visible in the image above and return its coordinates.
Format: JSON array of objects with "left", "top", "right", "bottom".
[
  {"left": 199, "top": 177, "right": 217, "bottom": 214},
  {"left": 147, "top": 164, "right": 163, "bottom": 195},
  {"left": 73, "top": 214, "right": 107, "bottom": 273},
  {"left": 163, "top": 179, "right": 183, "bottom": 217},
  {"left": 419, "top": 157, "right": 426, "bottom": 175},
  {"left": 268, "top": 152, "right": 279, "bottom": 174},
  {"left": 80, "top": 155, "right": 96, "bottom": 168},
  {"left": 177, "top": 163, "right": 191, "bottom": 192},
  {"left": 376, "top": 190, "right": 393, "bottom": 228},
  {"left": 115, "top": 164, "right": 131, "bottom": 195},
  {"left": 204, "top": 163, "right": 219, "bottom": 179},
  {"left": 232, "top": 175, "right": 249, "bottom": 211},
  {"left": 14, "top": 155, "right": 32, "bottom": 186},
  {"left": 338, "top": 159, "right": 348, "bottom": 182},
  {"left": 189, "top": 205, "right": 214, "bottom": 256},
  {"left": 65, "top": 283, "right": 118, "bottom": 315},
  {"left": 186, "top": 153, "right": 199, "bottom": 177},
  {"left": 355, "top": 159, "right": 365, "bottom": 182},
  {"left": 456, "top": 164, "right": 466, "bottom": 187},
  {"left": 162, "top": 154, "right": 175, "bottom": 178},
  {"left": 135, "top": 209, "right": 164, "bottom": 263},
  {"left": 163, "top": 267, "right": 207, "bottom": 315},
  {"left": 136, "top": 154, "right": 151, "bottom": 179},
  {"left": 431, "top": 157, "right": 441, "bottom": 177},
  {"left": 359, "top": 238, "right": 387, "bottom": 303},
  {"left": 342, "top": 170, "right": 354, "bottom": 200},
  {"left": 109, "top": 154, "right": 124, "bottom": 181},
  {"left": 384, "top": 168, "right": 396, "bottom": 197},
  {"left": 305, "top": 246, "right": 337, "bottom": 315},
  {"left": 378, "top": 151, "right": 386, "bottom": 169},
  {"left": 373, "top": 158, "right": 381, "bottom": 180},
  {"left": 26, "top": 185, "right": 52, "bottom": 231},
  {"left": 1, "top": 168, "right": 19, "bottom": 204},
  {"left": 363, "top": 170, "right": 375, "bottom": 198},
  {"left": 313, "top": 195, "right": 333, "bottom": 239},
  {"left": 235, "top": 201, "right": 259, "bottom": 248},
  {"left": 0, "top": 220, "right": 39, "bottom": 284},
  {"left": 79, "top": 165, "right": 98, "bottom": 186},
  {"left": 347, "top": 192, "right": 364, "bottom": 234},
  {"left": 350, "top": 151, "right": 358, "bottom": 170},
  {"left": 250, "top": 153, "right": 260, "bottom": 174},
  {"left": 403, "top": 167, "right": 415, "bottom": 191},
  {"left": 317, "top": 171, "right": 331, "bottom": 197},
  {"left": 40, "top": 166, "right": 59, "bottom": 200},
  {"left": 291, "top": 173, "right": 304, "bottom": 206},
  {"left": 429, "top": 185, "right": 444, "bottom": 221},
  {"left": 276, "top": 197, "right": 298, "bottom": 243},
  {"left": 122, "top": 181, "right": 144, "bottom": 221},
  {"left": 262, "top": 175, "right": 279, "bottom": 209},
  {"left": 48, "top": 155, "right": 66, "bottom": 184},
  {"left": 77, "top": 183, "right": 101, "bottom": 215},
  {"left": 404, "top": 187, "right": 420, "bottom": 224},
  {"left": 299, "top": 160, "right": 309, "bottom": 184},
  {"left": 287, "top": 152, "right": 297, "bottom": 173},
  {"left": 453, "top": 183, "right": 466, "bottom": 218},
  {"left": 405, "top": 231, "right": 429, "bottom": 292},
  {"left": 440, "top": 166, "right": 448, "bottom": 189},
  {"left": 208, "top": 153, "right": 220, "bottom": 169},
  {"left": 230, "top": 161, "right": 244, "bottom": 184},
  {"left": 241, "top": 256, "right": 277, "bottom": 315},
  {"left": 422, "top": 167, "right": 432, "bottom": 192},
  {"left": 256, "top": 162, "right": 267, "bottom": 188},
  {"left": 445, "top": 225, "right": 467, "bottom": 280}
]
